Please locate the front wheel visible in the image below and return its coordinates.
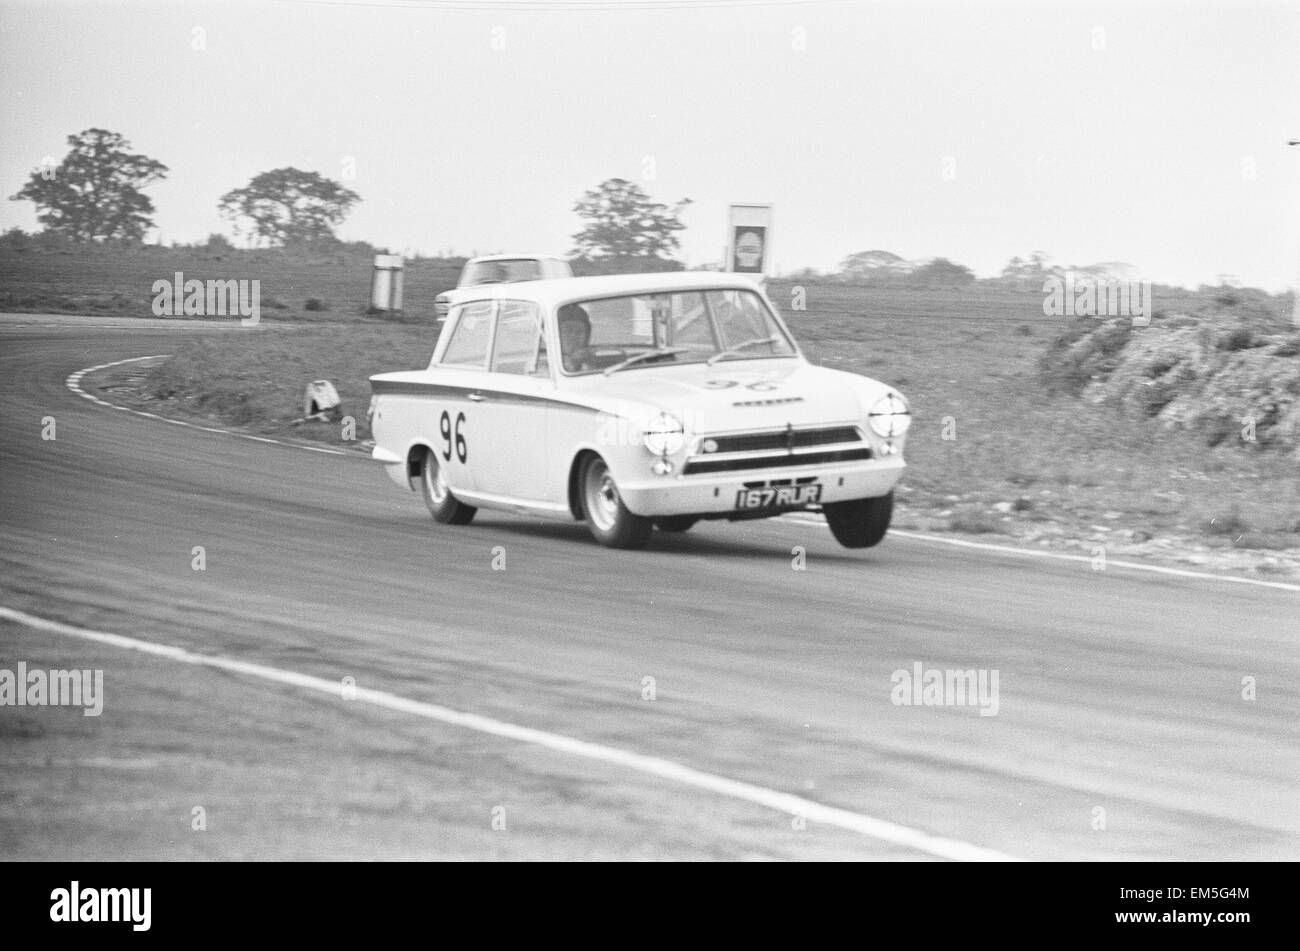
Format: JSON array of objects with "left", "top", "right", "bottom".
[
  {"left": 579, "top": 455, "right": 652, "bottom": 549},
  {"left": 420, "top": 449, "right": 476, "bottom": 525},
  {"left": 823, "top": 491, "right": 893, "bottom": 548}
]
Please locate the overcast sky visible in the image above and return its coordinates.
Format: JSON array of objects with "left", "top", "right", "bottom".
[{"left": 1, "top": 0, "right": 1297, "bottom": 289}]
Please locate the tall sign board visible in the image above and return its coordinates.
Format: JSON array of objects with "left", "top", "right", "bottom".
[{"left": 725, "top": 204, "right": 773, "bottom": 276}]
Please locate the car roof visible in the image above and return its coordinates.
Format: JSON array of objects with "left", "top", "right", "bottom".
[
  {"left": 443, "top": 270, "right": 765, "bottom": 309},
  {"left": 465, "top": 254, "right": 566, "bottom": 263}
]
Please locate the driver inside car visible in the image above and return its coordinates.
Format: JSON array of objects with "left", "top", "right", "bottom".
[{"left": 558, "top": 303, "right": 594, "bottom": 372}]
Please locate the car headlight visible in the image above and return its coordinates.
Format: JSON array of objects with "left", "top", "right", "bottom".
[
  {"left": 868, "top": 392, "right": 911, "bottom": 438},
  {"left": 643, "top": 413, "right": 685, "bottom": 456}
]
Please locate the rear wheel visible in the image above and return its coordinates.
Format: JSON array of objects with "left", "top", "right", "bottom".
[
  {"left": 579, "top": 455, "right": 652, "bottom": 549},
  {"left": 823, "top": 491, "right": 893, "bottom": 548},
  {"left": 655, "top": 516, "right": 698, "bottom": 533},
  {"left": 420, "top": 448, "right": 476, "bottom": 525}
]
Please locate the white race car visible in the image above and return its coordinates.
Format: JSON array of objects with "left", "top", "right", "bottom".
[{"left": 369, "top": 271, "right": 910, "bottom": 549}]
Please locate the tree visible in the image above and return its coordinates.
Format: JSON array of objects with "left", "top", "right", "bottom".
[
  {"left": 9, "top": 129, "right": 168, "bottom": 241},
  {"left": 571, "top": 178, "right": 690, "bottom": 266},
  {"left": 909, "top": 258, "right": 976, "bottom": 288},
  {"left": 839, "top": 249, "right": 912, "bottom": 282},
  {"left": 218, "top": 168, "right": 360, "bottom": 247},
  {"left": 999, "top": 250, "right": 1060, "bottom": 288}
]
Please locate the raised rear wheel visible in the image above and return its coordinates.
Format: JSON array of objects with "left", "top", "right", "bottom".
[{"left": 420, "top": 448, "right": 476, "bottom": 525}]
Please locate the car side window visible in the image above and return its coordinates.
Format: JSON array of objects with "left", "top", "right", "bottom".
[
  {"left": 491, "top": 301, "right": 546, "bottom": 376},
  {"left": 441, "top": 301, "right": 494, "bottom": 368}
]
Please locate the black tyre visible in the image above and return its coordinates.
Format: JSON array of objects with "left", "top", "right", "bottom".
[
  {"left": 823, "top": 491, "right": 893, "bottom": 548},
  {"left": 579, "top": 455, "right": 652, "bottom": 549},
  {"left": 419, "top": 448, "right": 476, "bottom": 525},
  {"left": 655, "top": 516, "right": 698, "bottom": 533}
]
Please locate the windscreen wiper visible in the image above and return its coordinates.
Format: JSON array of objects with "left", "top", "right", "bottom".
[{"left": 706, "top": 336, "right": 782, "bottom": 366}]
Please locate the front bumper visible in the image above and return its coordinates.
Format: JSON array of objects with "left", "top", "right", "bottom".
[{"left": 615, "top": 454, "right": 905, "bottom": 518}]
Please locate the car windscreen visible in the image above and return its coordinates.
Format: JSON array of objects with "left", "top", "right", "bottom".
[{"left": 557, "top": 288, "right": 796, "bottom": 375}]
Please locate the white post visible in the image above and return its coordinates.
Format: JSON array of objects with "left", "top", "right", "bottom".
[{"left": 1291, "top": 141, "right": 1300, "bottom": 326}]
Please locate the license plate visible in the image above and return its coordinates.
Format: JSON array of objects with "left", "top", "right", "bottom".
[{"left": 735, "top": 483, "right": 823, "bottom": 509}]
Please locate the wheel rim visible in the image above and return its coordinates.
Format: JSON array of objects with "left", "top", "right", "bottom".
[
  {"left": 423, "top": 452, "right": 448, "bottom": 505},
  {"left": 585, "top": 459, "right": 620, "bottom": 533}
]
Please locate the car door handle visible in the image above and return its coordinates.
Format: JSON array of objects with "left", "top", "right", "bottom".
[{"left": 467, "top": 392, "right": 486, "bottom": 402}]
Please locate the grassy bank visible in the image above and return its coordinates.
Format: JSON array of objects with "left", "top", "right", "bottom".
[{"left": 98, "top": 323, "right": 436, "bottom": 443}]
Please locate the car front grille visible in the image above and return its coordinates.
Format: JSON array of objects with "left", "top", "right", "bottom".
[
  {"left": 682, "top": 425, "right": 871, "bottom": 476},
  {"left": 696, "top": 425, "right": 861, "bottom": 455}
]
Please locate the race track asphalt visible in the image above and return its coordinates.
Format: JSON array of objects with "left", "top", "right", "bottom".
[{"left": 1, "top": 315, "right": 1295, "bottom": 860}]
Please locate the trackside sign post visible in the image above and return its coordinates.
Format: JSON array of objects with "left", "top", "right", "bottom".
[{"left": 726, "top": 204, "right": 774, "bottom": 277}]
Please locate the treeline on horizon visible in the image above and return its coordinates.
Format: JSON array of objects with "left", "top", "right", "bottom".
[
  {"left": 1, "top": 227, "right": 1285, "bottom": 301},
  {"left": 7, "top": 130, "right": 1284, "bottom": 299}
]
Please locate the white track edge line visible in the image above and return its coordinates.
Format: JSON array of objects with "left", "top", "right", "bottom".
[
  {"left": 779, "top": 516, "right": 1300, "bottom": 593},
  {"left": 0, "top": 605, "right": 1018, "bottom": 862},
  {"left": 65, "top": 355, "right": 348, "bottom": 457}
]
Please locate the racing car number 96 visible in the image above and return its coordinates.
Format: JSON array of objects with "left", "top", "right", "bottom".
[{"left": 439, "top": 410, "right": 468, "bottom": 463}]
